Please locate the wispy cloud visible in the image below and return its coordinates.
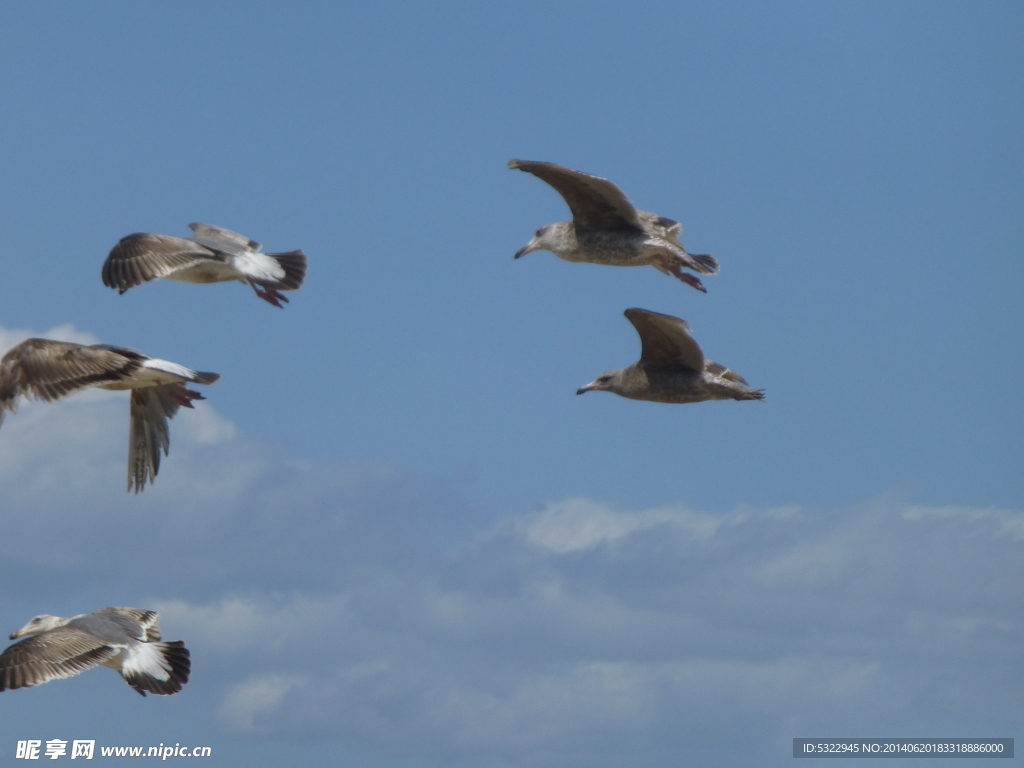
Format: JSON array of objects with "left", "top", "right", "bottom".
[
  {"left": 219, "top": 674, "right": 309, "bottom": 733},
  {"left": 140, "top": 488, "right": 1023, "bottom": 761},
  {"left": 519, "top": 497, "right": 800, "bottom": 552}
]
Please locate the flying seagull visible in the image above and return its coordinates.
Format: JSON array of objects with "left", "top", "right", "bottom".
[
  {"left": 509, "top": 160, "right": 718, "bottom": 291},
  {"left": 0, "top": 607, "right": 189, "bottom": 696},
  {"left": 103, "top": 222, "right": 306, "bottom": 307},
  {"left": 577, "top": 308, "right": 764, "bottom": 403},
  {"left": 0, "top": 338, "right": 220, "bottom": 492}
]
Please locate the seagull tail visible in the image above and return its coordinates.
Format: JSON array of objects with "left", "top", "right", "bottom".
[
  {"left": 266, "top": 249, "right": 307, "bottom": 291},
  {"left": 691, "top": 252, "right": 719, "bottom": 274},
  {"left": 190, "top": 371, "right": 221, "bottom": 386},
  {"left": 122, "top": 641, "right": 191, "bottom": 696},
  {"left": 735, "top": 388, "right": 765, "bottom": 401}
]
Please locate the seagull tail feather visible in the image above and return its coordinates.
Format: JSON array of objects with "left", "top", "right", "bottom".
[
  {"left": 691, "top": 252, "right": 719, "bottom": 274},
  {"left": 736, "top": 388, "right": 765, "bottom": 401},
  {"left": 190, "top": 371, "right": 220, "bottom": 386},
  {"left": 266, "top": 250, "right": 307, "bottom": 290},
  {"left": 123, "top": 640, "right": 191, "bottom": 696}
]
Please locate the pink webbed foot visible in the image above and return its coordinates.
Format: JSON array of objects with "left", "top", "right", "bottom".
[
  {"left": 668, "top": 267, "right": 707, "bottom": 292},
  {"left": 250, "top": 281, "right": 289, "bottom": 308}
]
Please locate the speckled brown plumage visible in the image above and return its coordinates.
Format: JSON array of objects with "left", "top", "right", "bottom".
[
  {"left": 509, "top": 160, "right": 717, "bottom": 291},
  {"left": 577, "top": 308, "right": 764, "bottom": 404}
]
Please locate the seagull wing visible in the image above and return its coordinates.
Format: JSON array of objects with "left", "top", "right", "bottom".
[
  {"left": 509, "top": 160, "right": 645, "bottom": 230},
  {"left": 188, "top": 222, "right": 261, "bottom": 254},
  {"left": 624, "top": 308, "right": 705, "bottom": 372},
  {"left": 103, "top": 233, "right": 220, "bottom": 292},
  {"left": 0, "top": 339, "right": 141, "bottom": 417},
  {"left": 128, "top": 384, "right": 196, "bottom": 493},
  {"left": 0, "top": 627, "right": 118, "bottom": 691},
  {"left": 639, "top": 210, "right": 682, "bottom": 242},
  {"left": 704, "top": 360, "right": 749, "bottom": 385},
  {"left": 93, "top": 608, "right": 162, "bottom": 642}
]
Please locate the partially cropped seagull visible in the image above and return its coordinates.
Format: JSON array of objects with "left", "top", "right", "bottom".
[
  {"left": 509, "top": 160, "right": 718, "bottom": 291},
  {"left": 0, "top": 607, "right": 190, "bottom": 696},
  {"left": 103, "top": 222, "right": 306, "bottom": 307},
  {"left": 0, "top": 339, "right": 220, "bottom": 492},
  {"left": 577, "top": 308, "right": 764, "bottom": 403}
]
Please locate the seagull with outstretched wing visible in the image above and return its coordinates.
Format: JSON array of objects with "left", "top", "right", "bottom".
[
  {"left": 577, "top": 308, "right": 763, "bottom": 403},
  {"left": 509, "top": 160, "right": 717, "bottom": 291},
  {"left": 103, "top": 222, "right": 306, "bottom": 307},
  {"left": 0, "top": 607, "right": 189, "bottom": 696},
  {"left": 0, "top": 338, "right": 220, "bottom": 492}
]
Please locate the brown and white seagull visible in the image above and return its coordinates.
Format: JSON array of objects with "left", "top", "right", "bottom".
[
  {"left": 577, "top": 308, "right": 764, "bottom": 403},
  {"left": 103, "top": 222, "right": 306, "bottom": 307},
  {"left": 0, "top": 338, "right": 220, "bottom": 492},
  {"left": 509, "top": 160, "right": 718, "bottom": 291},
  {"left": 0, "top": 607, "right": 190, "bottom": 696}
]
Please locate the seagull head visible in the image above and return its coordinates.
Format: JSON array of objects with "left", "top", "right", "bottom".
[
  {"left": 576, "top": 370, "right": 623, "bottom": 396},
  {"left": 10, "top": 614, "right": 64, "bottom": 639},
  {"left": 514, "top": 223, "right": 569, "bottom": 259}
]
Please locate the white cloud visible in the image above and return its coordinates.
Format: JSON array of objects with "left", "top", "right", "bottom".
[
  {"left": 137, "top": 493, "right": 1022, "bottom": 762},
  {"left": 219, "top": 674, "right": 308, "bottom": 733},
  {"left": 153, "top": 593, "right": 354, "bottom": 652},
  {"left": 904, "top": 504, "right": 1024, "bottom": 540},
  {"left": 521, "top": 497, "right": 800, "bottom": 552}
]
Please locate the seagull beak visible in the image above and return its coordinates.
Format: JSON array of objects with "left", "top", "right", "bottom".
[
  {"left": 9, "top": 629, "right": 23, "bottom": 639},
  {"left": 514, "top": 237, "right": 542, "bottom": 260},
  {"left": 576, "top": 381, "right": 597, "bottom": 395}
]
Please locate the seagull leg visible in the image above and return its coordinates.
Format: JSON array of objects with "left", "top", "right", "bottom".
[
  {"left": 167, "top": 387, "right": 205, "bottom": 408},
  {"left": 666, "top": 266, "right": 707, "bottom": 292},
  {"left": 248, "top": 280, "right": 289, "bottom": 308}
]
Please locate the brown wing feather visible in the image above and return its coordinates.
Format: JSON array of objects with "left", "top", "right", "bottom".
[
  {"left": 0, "top": 339, "right": 140, "bottom": 417},
  {"left": 509, "top": 159, "right": 645, "bottom": 231},
  {"left": 0, "top": 627, "right": 118, "bottom": 691},
  {"left": 624, "top": 308, "right": 705, "bottom": 371},
  {"left": 127, "top": 383, "right": 206, "bottom": 493},
  {"left": 103, "top": 233, "right": 219, "bottom": 292},
  {"left": 128, "top": 386, "right": 178, "bottom": 493}
]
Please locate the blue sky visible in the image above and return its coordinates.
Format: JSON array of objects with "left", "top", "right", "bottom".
[{"left": 0, "top": 2, "right": 1020, "bottom": 766}]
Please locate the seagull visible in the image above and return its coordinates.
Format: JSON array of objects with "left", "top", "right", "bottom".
[
  {"left": 509, "top": 160, "right": 718, "bottom": 291},
  {"left": 0, "top": 338, "right": 220, "bottom": 492},
  {"left": 577, "top": 308, "right": 764, "bottom": 403},
  {"left": 103, "top": 222, "right": 306, "bottom": 307},
  {"left": 0, "top": 607, "right": 189, "bottom": 696}
]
